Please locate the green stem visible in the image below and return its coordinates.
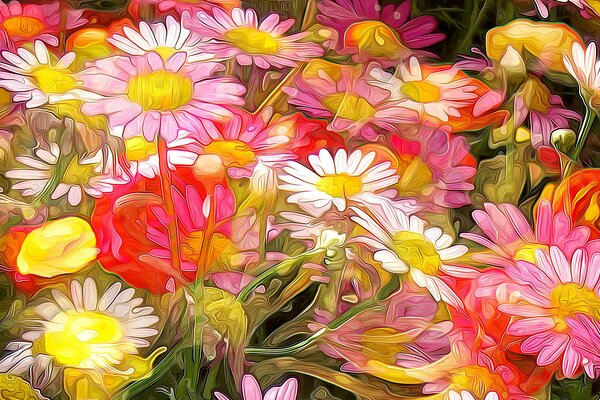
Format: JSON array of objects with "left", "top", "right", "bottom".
[
  {"left": 243, "top": 277, "right": 399, "bottom": 356},
  {"left": 237, "top": 249, "right": 323, "bottom": 302},
  {"left": 565, "top": 104, "right": 596, "bottom": 176}
]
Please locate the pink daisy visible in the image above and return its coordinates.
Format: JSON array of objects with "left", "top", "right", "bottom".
[
  {"left": 283, "top": 65, "right": 418, "bottom": 138},
  {"left": 463, "top": 200, "right": 591, "bottom": 267},
  {"left": 79, "top": 52, "right": 245, "bottom": 142},
  {"left": 390, "top": 128, "right": 476, "bottom": 210},
  {"left": 0, "top": 1, "right": 85, "bottom": 50},
  {"left": 215, "top": 374, "right": 298, "bottom": 400},
  {"left": 316, "top": 0, "right": 443, "bottom": 65},
  {"left": 497, "top": 245, "right": 600, "bottom": 378},
  {"left": 176, "top": 109, "right": 294, "bottom": 178},
  {"left": 185, "top": 7, "right": 323, "bottom": 69}
]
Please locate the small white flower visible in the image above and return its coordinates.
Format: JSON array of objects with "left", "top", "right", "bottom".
[
  {"left": 6, "top": 143, "right": 125, "bottom": 206},
  {"left": 446, "top": 390, "right": 500, "bottom": 400},
  {"left": 109, "top": 15, "right": 212, "bottom": 62},
  {"left": 278, "top": 148, "right": 409, "bottom": 217},
  {"left": 564, "top": 41, "right": 600, "bottom": 100},
  {"left": 351, "top": 207, "right": 473, "bottom": 308}
]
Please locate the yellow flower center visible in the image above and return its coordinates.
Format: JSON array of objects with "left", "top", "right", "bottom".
[
  {"left": 31, "top": 65, "right": 78, "bottom": 95},
  {"left": 125, "top": 137, "right": 158, "bottom": 162},
  {"left": 450, "top": 365, "right": 508, "bottom": 399},
  {"left": 153, "top": 46, "right": 178, "bottom": 60},
  {"left": 344, "top": 21, "right": 405, "bottom": 59},
  {"left": 392, "top": 231, "right": 441, "bottom": 275},
  {"left": 2, "top": 16, "right": 44, "bottom": 37},
  {"left": 322, "top": 93, "right": 377, "bottom": 122},
  {"left": 513, "top": 243, "right": 549, "bottom": 263},
  {"left": 315, "top": 173, "right": 363, "bottom": 198},
  {"left": 39, "top": 311, "right": 124, "bottom": 367},
  {"left": 126, "top": 70, "right": 193, "bottom": 111},
  {"left": 223, "top": 27, "right": 280, "bottom": 54},
  {"left": 62, "top": 157, "right": 97, "bottom": 185},
  {"left": 401, "top": 81, "right": 441, "bottom": 103},
  {"left": 204, "top": 140, "right": 256, "bottom": 167},
  {"left": 549, "top": 283, "right": 600, "bottom": 330}
]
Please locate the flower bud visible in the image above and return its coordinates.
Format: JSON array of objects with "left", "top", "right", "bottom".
[
  {"left": 499, "top": 45, "right": 526, "bottom": 82},
  {"left": 551, "top": 128, "right": 576, "bottom": 154}
]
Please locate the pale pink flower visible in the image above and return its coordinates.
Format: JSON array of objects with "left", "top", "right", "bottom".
[
  {"left": 176, "top": 109, "right": 294, "bottom": 178},
  {"left": 283, "top": 66, "right": 418, "bottom": 138},
  {"left": 463, "top": 200, "right": 591, "bottom": 267},
  {"left": 79, "top": 52, "right": 245, "bottom": 142},
  {"left": 496, "top": 245, "right": 600, "bottom": 378},
  {"left": 215, "top": 374, "right": 298, "bottom": 400},
  {"left": 312, "top": 283, "right": 451, "bottom": 374},
  {"left": 391, "top": 128, "right": 476, "bottom": 210},
  {"left": 186, "top": 7, "right": 323, "bottom": 69}
]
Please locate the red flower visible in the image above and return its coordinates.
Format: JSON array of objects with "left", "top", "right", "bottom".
[{"left": 92, "top": 167, "right": 234, "bottom": 293}]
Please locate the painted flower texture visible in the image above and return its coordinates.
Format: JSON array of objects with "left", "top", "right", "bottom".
[{"left": 3, "top": 0, "right": 600, "bottom": 399}]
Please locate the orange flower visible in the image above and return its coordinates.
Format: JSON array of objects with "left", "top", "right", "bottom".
[{"left": 540, "top": 169, "right": 600, "bottom": 239}]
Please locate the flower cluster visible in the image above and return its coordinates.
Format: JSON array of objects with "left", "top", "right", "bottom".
[{"left": 0, "top": 0, "right": 599, "bottom": 399}]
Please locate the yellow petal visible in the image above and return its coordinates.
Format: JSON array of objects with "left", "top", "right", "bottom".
[{"left": 17, "top": 216, "right": 98, "bottom": 278}]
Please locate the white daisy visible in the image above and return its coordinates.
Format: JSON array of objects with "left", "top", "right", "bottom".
[
  {"left": 108, "top": 15, "right": 212, "bottom": 62},
  {"left": 446, "top": 390, "right": 500, "bottom": 400},
  {"left": 0, "top": 278, "right": 162, "bottom": 389},
  {"left": 563, "top": 41, "right": 600, "bottom": 101},
  {"left": 6, "top": 143, "right": 126, "bottom": 206},
  {"left": 0, "top": 41, "right": 92, "bottom": 108},
  {"left": 351, "top": 207, "right": 473, "bottom": 308},
  {"left": 278, "top": 148, "right": 409, "bottom": 217},
  {"left": 369, "top": 57, "right": 479, "bottom": 122}
]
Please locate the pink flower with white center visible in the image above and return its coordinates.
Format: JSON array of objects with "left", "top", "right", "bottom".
[
  {"left": 390, "top": 128, "right": 476, "bottom": 211},
  {"left": 283, "top": 65, "right": 418, "bottom": 138},
  {"left": 278, "top": 148, "right": 413, "bottom": 218},
  {"left": 108, "top": 15, "right": 211, "bottom": 63},
  {"left": 215, "top": 374, "right": 298, "bottom": 400},
  {"left": 497, "top": 245, "right": 600, "bottom": 378},
  {"left": 186, "top": 7, "right": 324, "bottom": 69},
  {"left": 0, "top": 1, "right": 85, "bottom": 50},
  {"left": 79, "top": 52, "right": 245, "bottom": 142},
  {"left": 5, "top": 142, "right": 126, "bottom": 206},
  {"left": 176, "top": 109, "right": 294, "bottom": 178},
  {"left": 317, "top": 0, "right": 443, "bottom": 65},
  {"left": 350, "top": 207, "right": 473, "bottom": 308},
  {"left": 463, "top": 200, "right": 591, "bottom": 268},
  {"left": 0, "top": 41, "right": 90, "bottom": 108}
]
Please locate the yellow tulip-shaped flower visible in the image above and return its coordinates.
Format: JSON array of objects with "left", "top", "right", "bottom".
[{"left": 17, "top": 216, "right": 98, "bottom": 278}]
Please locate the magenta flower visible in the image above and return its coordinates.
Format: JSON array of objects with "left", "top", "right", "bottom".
[
  {"left": 79, "top": 52, "right": 245, "bottom": 142},
  {"left": 317, "top": 0, "right": 443, "bottom": 65}
]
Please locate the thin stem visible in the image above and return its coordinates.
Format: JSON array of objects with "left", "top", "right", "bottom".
[
  {"left": 244, "top": 327, "right": 327, "bottom": 356},
  {"left": 237, "top": 249, "right": 323, "bottom": 302},
  {"left": 157, "top": 137, "right": 183, "bottom": 274},
  {"left": 565, "top": 104, "right": 596, "bottom": 176}
]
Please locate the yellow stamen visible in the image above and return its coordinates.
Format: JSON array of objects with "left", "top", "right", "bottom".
[
  {"left": 204, "top": 140, "right": 256, "bottom": 167},
  {"left": 62, "top": 157, "right": 97, "bottom": 185},
  {"left": 31, "top": 65, "right": 78, "bottom": 95},
  {"left": 344, "top": 21, "right": 406, "bottom": 59},
  {"left": 401, "top": 81, "right": 441, "bottom": 103},
  {"left": 2, "top": 16, "right": 44, "bottom": 37},
  {"left": 125, "top": 137, "right": 158, "bottom": 162},
  {"left": 127, "top": 70, "right": 193, "bottom": 111},
  {"left": 223, "top": 27, "right": 280, "bottom": 54},
  {"left": 549, "top": 283, "right": 600, "bottom": 330},
  {"left": 392, "top": 231, "right": 441, "bottom": 275},
  {"left": 315, "top": 173, "right": 363, "bottom": 198}
]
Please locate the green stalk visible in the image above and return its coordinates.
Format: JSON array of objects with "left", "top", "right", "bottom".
[{"left": 565, "top": 104, "right": 596, "bottom": 176}]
